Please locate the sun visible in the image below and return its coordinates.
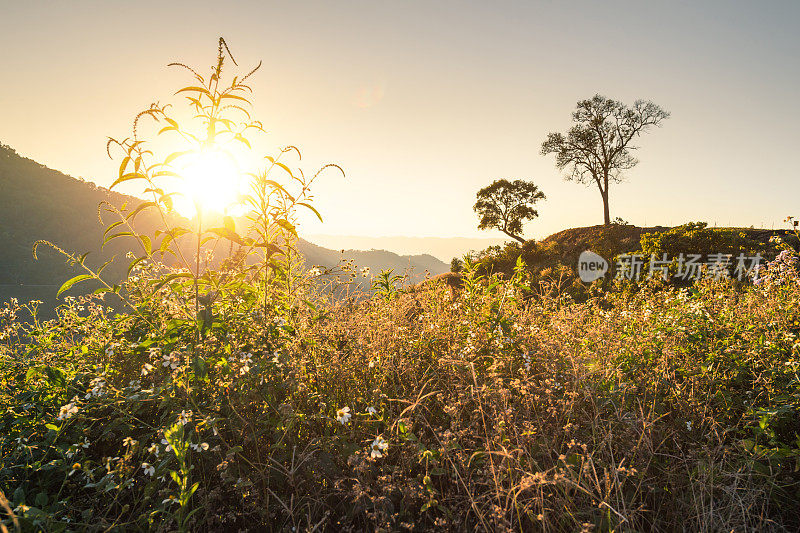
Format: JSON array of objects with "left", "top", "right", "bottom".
[{"left": 172, "top": 148, "right": 247, "bottom": 218}]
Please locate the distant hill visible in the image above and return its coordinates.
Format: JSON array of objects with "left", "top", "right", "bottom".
[
  {"left": 306, "top": 235, "right": 507, "bottom": 262},
  {"left": 0, "top": 143, "right": 447, "bottom": 311},
  {"left": 301, "top": 240, "right": 446, "bottom": 278}
]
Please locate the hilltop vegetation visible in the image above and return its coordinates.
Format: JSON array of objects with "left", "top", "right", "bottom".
[{"left": 472, "top": 222, "right": 796, "bottom": 297}]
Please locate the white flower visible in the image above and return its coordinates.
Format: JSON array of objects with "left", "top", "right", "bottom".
[
  {"left": 84, "top": 377, "right": 107, "bottom": 399},
  {"left": 522, "top": 351, "right": 532, "bottom": 371},
  {"left": 686, "top": 421, "right": 692, "bottom": 431},
  {"left": 178, "top": 410, "right": 193, "bottom": 426},
  {"left": 160, "top": 438, "right": 173, "bottom": 452},
  {"left": 336, "top": 406, "right": 352, "bottom": 425},
  {"left": 190, "top": 442, "right": 209, "bottom": 452},
  {"left": 370, "top": 436, "right": 389, "bottom": 458},
  {"left": 147, "top": 443, "right": 159, "bottom": 456},
  {"left": 366, "top": 406, "right": 377, "bottom": 416},
  {"left": 122, "top": 437, "right": 138, "bottom": 447},
  {"left": 105, "top": 346, "right": 115, "bottom": 357},
  {"left": 309, "top": 267, "right": 322, "bottom": 277},
  {"left": 141, "top": 462, "right": 155, "bottom": 476},
  {"left": 360, "top": 267, "right": 371, "bottom": 277},
  {"left": 141, "top": 363, "right": 155, "bottom": 376},
  {"left": 161, "top": 351, "right": 181, "bottom": 370},
  {"left": 57, "top": 402, "right": 79, "bottom": 420}
]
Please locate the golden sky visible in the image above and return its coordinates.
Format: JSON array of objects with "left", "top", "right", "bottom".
[{"left": 1, "top": 1, "right": 798, "bottom": 239}]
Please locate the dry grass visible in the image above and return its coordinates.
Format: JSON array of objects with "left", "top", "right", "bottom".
[{"left": 2, "top": 265, "right": 799, "bottom": 531}]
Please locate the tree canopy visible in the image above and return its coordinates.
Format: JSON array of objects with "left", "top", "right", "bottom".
[
  {"left": 474, "top": 179, "right": 545, "bottom": 244},
  {"left": 541, "top": 94, "right": 669, "bottom": 225}
]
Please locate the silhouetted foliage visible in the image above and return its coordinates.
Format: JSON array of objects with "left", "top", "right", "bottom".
[
  {"left": 474, "top": 179, "right": 545, "bottom": 244},
  {"left": 541, "top": 95, "right": 669, "bottom": 225}
]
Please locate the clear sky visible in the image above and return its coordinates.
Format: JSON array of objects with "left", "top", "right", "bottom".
[{"left": 1, "top": 1, "right": 798, "bottom": 240}]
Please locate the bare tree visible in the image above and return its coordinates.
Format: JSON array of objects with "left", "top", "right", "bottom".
[
  {"left": 474, "top": 179, "right": 545, "bottom": 244},
  {"left": 541, "top": 95, "right": 669, "bottom": 225}
]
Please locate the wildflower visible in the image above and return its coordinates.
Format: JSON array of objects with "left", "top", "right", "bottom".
[
  {"left": 309, "top": 267, "right": 322, "bottom": 277},
  {"left": 239, "top": 352, "right": 252, "bottom": 375},
  {"left": 361, "top": 266, "right": 370, "bottom": 277},
  {"left": 122, "top": 437, "right": 138, "bottom": 447},
  {"left": 147, "top": 443, "right": 159, "bottom": 455},
  {"left": 162, "top": 351, "right": 180, "bottom": 370},
  {"left": 190, "top": 442, "right": 209, "bottom": 452},
  {"left": 162, "top": 496, "right": 178, "bottom": 506},
  {"left": 141, "top": 363, "right": 154, "bottom": 376},
  {"left": 685, "top": 421, "right": 692, "bottom": 431},
  {"left": 274, "top": 316, "right": 287, "bottom": 327},
  {"left": 57, "top": 402, "right": 79, "bottom": 420},
  {"left": 105, "top": 346, "right": 114, "bottom": 357},
  {"left": 366, "top": 406, "right": 377, "bottom": 416},
  {"left": 85, "top": 377, "right": 107, "bottom": 399},
  {"left": 522, "top": 352, "right": 532, "bottom": 371},
  {"left": 336, "top": 406, "right": 352, "bottom": 425},
  {"left": 160, "top": 438, "right": 173, "bottom": 453},
  {"left": 370, "top": 436, "right": 389, "bottom": 458},
  {"left": 178, "top": 410, "right": 193, "bottom": 425},
  {"left": 141, "top": 462, "right": 155, "bottom": 476}
]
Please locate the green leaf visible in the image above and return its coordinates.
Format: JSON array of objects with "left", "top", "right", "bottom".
[
  {"left": 275, "top": 219, "right": 296, "bottom": 236},
  {"left": 176, "top": 86, "right": 211, "bottom": 96},
  {"left": 298, "top": 202, "right": 323, "bottom": 223},
  {"left": 57, "top": 274, "right": 93, "bottom": 297},
  {"left": 103, "top": 220, "right": 124, "bottom": 239},
  {"left": 127, "top": 256, "right": 147, "bottom": 276},
  {"left": 164, "top": 150, "right": 191, "bottom": 165},
  {"left": 152, "top": 272, "right": 194, "bottom": 291},
  {"left": 110, "top": 172, "right": 147, "bottom": 189},
  {"left": 140, "top": 235, "right": 152, "bottom": 255},
  {"left": 223, "top": 216, "right": 235, "bottom": 232},
  {"left": 126, "top": 201, "right": 157, "bottom": 222},
  {"left": 103, "top": 231, "right": 134, "bottom": 249},
  {"left": 208, "top": 227, "right": 244, "bottom": 245}
]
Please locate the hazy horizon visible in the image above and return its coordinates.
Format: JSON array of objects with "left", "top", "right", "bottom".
[{"left": 305, "top": 234, "right": 507, "bottom": 262}]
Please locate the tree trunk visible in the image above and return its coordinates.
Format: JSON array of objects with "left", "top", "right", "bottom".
[
  {"left": 503, "top": 229, "right": 526, "bottom": 244},
  {"left": 601, "top": 175, "right": 610, "bottom": 225}
]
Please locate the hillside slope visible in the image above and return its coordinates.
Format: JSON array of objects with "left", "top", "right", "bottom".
[{"left": 0, "top": 143, "right": 446, "bottom": 307}]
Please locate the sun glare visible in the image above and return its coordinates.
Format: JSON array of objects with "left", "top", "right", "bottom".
[{"left": 173, "top": 149, "right": 246, "bottom": 218}]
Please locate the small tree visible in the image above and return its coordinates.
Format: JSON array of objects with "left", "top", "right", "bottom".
[
  {"left": 474, "top": 179, "right": 545, "bottom": 244},
  {"left": 541, "top": 94, "right": 669, "bottom": 225}
]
